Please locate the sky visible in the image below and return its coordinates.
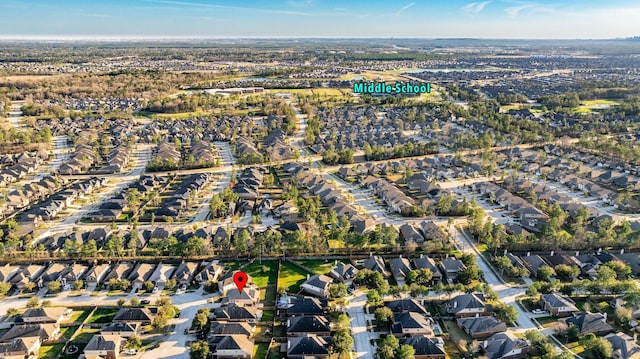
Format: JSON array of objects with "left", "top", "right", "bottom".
[{"left": 0, "top": 0, "right": 639, "bottom": 40}]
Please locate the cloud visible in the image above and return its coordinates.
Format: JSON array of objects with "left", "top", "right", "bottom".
[
  {"left": 395, "top": 2, "right": 415, "bottom": 16},
  {"left": 462, "top": 1, "right": 491, "bottom": 14},
  {"left": 504, "top": 3, "right": 535, "bottom": 16}
]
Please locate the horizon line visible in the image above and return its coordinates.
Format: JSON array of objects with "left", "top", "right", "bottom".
[{"left": 0, "top": 35, "right": 635, "bottom": 42}]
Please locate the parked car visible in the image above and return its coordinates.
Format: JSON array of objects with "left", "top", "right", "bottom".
[{"left": 532, "top": 309, "right": 547, "bottom": 314}]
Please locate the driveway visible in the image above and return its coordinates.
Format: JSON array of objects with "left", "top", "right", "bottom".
[{"left": 346, "top": 291, "right": 375, "bottom": 359}]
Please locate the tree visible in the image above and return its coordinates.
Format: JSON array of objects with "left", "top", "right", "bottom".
[
  {"left": 554, "top": 264, "right": 579, "bottom": 282},
  {"left": 397, "top": 344, "right": 416, "bottom": 359},
  {"left": 494, "top": 303, "right": 519, "bottom": 323},
  {"left": 130, "top": 297, "right": 140, "bottom": 307},
  {"left": 26, "top": 297, "right": 40, "bottom": 308},
  {"left": 189, "top": 340, "right": 209, "bottom": 359},
  {"left": 117, "top": 298, "right": 126, "bottom": 307},
  {"left": 47, "top": 281, "right": 61, "bottom": 293},
  {"left": 537, "top": 265, "right": 555, "bottom": 281},
  {"left": 378, "top": 335, "right": 400, "bottom": 359},
  {"left": 331, "top": 329, "right": 354, "bottom": 355},
  {"left": 374, "top": 307, "right": 394, "bottom": 329},
  {"left": 366, "top": 289, "right": 383, "bottom": 307},
  {"left": 125, "top": 335, "right": 142, "bottom": 349},
  {"left": 193, "top": 309, "right": 209, "bottom": 331},
  {"left": 143, "top": 280, "right": 155, "bottom": 293},
  {"left": 165, "top": 279, "right": 177, "bottom": 291},
  {"left": 605, "top": 260, "right": 632, "bottom": 280},
  {"left": 23, "top": 282, "right": 36, "bottom": 293},
  {"left": 580, "top": 334, "right": 613, "bottom": 359},
  {"left": 597, "top": 265, "right": 617, "bottom": 283},
  {"left": 0, "top": 282, "right": 11, "bottom": 295},
  {"left": 73, "top": 280, "right": 84, "bottom": 290},
  {"left": 406, "top": 268, "right": 433, "bottom": 286},
  {"left": 329, "top": 283, "right": 348, "bottom": 299}
]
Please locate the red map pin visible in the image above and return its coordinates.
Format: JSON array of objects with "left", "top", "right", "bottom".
[{"left": 233, "top": 271, "right": 248, "bottom": 294}]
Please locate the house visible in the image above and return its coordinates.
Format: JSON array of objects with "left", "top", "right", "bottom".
[
  {"left": 605, "top": 332, "right": 640, "bottom": 359},
  {"left": 112, "top": 308, "right": 156, "bottom": 325},
  {"left": 83, "top": 264, "right": 111, "bottom": 287},
  {"left": 100, "top": 323, "right": 140, "bottom": 338},
  {"left": 561, "top": 312, "right": 614, "bottom": 336},
  {"left": 541, "top": 293, "right": 579, "bottom": 317},
  {"left": 127, "top": 262, "right": 156, "bottom": 290},
  {"left": 17, "top": 307, "right": 68, "bottom": 324},
  {"left": 209, "top": 322, "right": 254, "bottom": 337},
  {"left": 457, "top": 316, "right": 507, "bottom": 339},
  {"left": 0, "top": 323, "right": 60, "bottom": 343},
  {"left": 194, "top": 261, "right": 224, "bottom": 285},
  {"left": 300, "top": 274, "right": 334, "bottom": 299},
  {"left": 287, "top": 335, "right": 331, "bottom": 359},
  {"left": 391, "top": 312, "right": 435, "bottom": 336},
  {"left": 439, "top": 258, "right": 466, "bottom": 283},
  {"left": 172, "top": 261, "right": 198, "bottom": 289},
  {"left": 328, "top": 262, "right": 358, "bottom": 284},
  {"left": 83, "top": 334, "right": 123, "bottom": 359},
  {"left": 400, "top": 224, "right": 425, "bottom": 245},
  {"left": 148, "top": 262, "right": 175, "bottom": 287},
  {"left": 285, "top": 296, "right": 326, "bottom": 317},
  {"left": 0, "top": 337, "right": 41, "bottom": 359},
  {"left": 480, "top": 332, "right": 529, "bottom": 359},
  {"left": 413, "top": 255, "right": 443, "bottom": 283},
  {"left": 362, "top": 254, "right": 389, "bottom": 277},
  {"left": 220, "top": 286, "right": 261, "bottom": 307},
  {"left": 210, "top": 335, "right": 254, "bottom": 359},
  {"left": 519, "top": 255, "right": 547, "bottom": 278},
  {"left": 389, "top": 257, "right": 413, "bottom": 284},
  {"left": 399, "top": 336, "right": 446, "bottom": 359},
  {"left": 214, "top": 303, "right": 261, "bottom": 323},
  {"left": 446, "top": 293, "right": 488, "bottom": 317},
  {"left": 386, "top": 299, "right": 430, "bottom": 316},
  {"left": 287, "top": 315, "right": 331, "bottom": 337}
]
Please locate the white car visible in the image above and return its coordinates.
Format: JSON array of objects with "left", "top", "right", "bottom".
[{"left": 532, "top": 309, "right": 547, "bottom": 315}]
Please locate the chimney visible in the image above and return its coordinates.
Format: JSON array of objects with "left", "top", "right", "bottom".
[
  {"left": 603, "top": 312, "right": 607, "bottom": 320},
  {"left": 550, "top": 251, "right": 554, "bottom": 256},
  {"left": 576, "top": 251, "right": 579, "bottom": 256},
  {"left": 307, "top": 274, "right": 310, "bottom": 280},
  {"left": 527, "top": 252, "right": 530, "bottom": 256},
  {"left": 621, "top": 249, "right": 625, "bottom": 255}
]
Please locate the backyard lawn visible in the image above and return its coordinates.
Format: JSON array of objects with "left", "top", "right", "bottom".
[
  {"left": 243, "top": 260, "right": 278, "bottom": 288},
  {"left": 67, "top": 309, "right": 91, "bottom": 323},
  {"left": 278, "top": 261, "right": 312, "bottom": 294},
  {"left": 38, "top": 343, "right": 65, "bottom": 359},
  {"left": 296, "top": 259, "right": 344, "bottom": 275},
  {"left": 253, "top": 342, "right": 270, "bottom": 359},
  {"left": 86, "top": 308, "right": 119, "bottom": 324}
]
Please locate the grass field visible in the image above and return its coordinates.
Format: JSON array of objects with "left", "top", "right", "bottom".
[
  {"left": 74, "top": 329, "right": 101, "bottom": 343},
  {"left": 86, "top": 308, "right": 119, "bottom": 324},
  {"left": 311, "top": 88, "right": 346, "bottom": 96},
  {"left": 68, "top": 309, "right": 91, "bottom": 323},
  {"left": 253, "top": 343, "right": 270, "bottom": 359},
  {"left": 278, "top": 261, "right": 313, "bottom": 294},
  {"left": 38, "top": 343, "right": 65, "bottom": 359},
  {"left": 243, "top": 260, "right": 279, "bottom": 288},
  {"left": 297, "top": 259, "right": 343, "bottom": 275}
]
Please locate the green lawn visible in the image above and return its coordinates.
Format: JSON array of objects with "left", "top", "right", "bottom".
[
  {"left": 73, "top": 329, "right": 100, "bottom": 343},
  {"left": 86, "top": 308, "right": 119, "bottom": 324},
  {"left": 59, "top": 326, "right": 80, "bottom": 341},
  {"left": 38, "top": 343, "right": 65, "bottom": 359},
  {"left": 261, "top": 309, "right": 275, "bottom": 322},
  {"left": 243, "top": 260, "right": 278, "bottom": 288},
  {"left": 253, "top": 343, "right": 270, "bottom": 359},
  {"left": 278, "top": 261, "right": 313, "bottom": 294},
  {"left": 296, "top": 259, "right": 343, "bottom": 275},
  {"left": 68, "top": 310, "right": 91, "bottom": 323}
]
